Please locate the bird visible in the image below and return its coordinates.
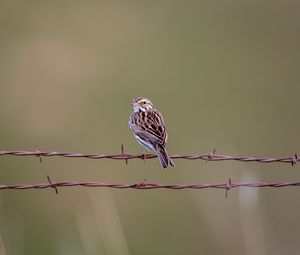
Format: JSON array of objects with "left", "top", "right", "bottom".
[{"left": 128, "top": 97, "right": 175, "bottom": 168}]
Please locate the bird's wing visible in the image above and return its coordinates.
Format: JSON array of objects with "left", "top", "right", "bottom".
[{"left": 130, "top": 111, "right": 167, "bottom": 146}]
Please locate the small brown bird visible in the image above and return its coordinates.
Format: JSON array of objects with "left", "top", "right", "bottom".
[{"left": 128, "top": 97, "right": 175, "bottom": 168}]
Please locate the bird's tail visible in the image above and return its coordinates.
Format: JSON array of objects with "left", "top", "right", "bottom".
[{"left": 155, "top": 144, "right": 175, "bottom": 168}]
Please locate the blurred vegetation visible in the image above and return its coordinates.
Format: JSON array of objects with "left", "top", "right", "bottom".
[{"left": 0, "top": 0, "right": 300, "bottom": 254}]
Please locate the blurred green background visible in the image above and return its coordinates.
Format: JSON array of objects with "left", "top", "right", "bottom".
[{"left": 1, "top": 0, "right": 300, "bottom": 254}]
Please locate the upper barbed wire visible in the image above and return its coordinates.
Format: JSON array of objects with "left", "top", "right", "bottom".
[{"left": 0, "top": 148, "right": 298, "bottom": 165}]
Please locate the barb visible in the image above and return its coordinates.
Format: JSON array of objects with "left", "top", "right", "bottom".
[
  {"left": 120, "top": 144, "right": 128, "bottom": 165},
  {"left": 0, "top": 180, "right": 299, "bottom": 191},
  {"left": 34, "top": 145, "right": 42, "bottom": 163},
  {"left": 47, "top": 176, "right": 58, "bottom": 194},
  {"left": 225, "top": 178, "right": 232, "bottom": 198},
  {"left": 0, "top": 150, "right": 299, "bottom": 165}
]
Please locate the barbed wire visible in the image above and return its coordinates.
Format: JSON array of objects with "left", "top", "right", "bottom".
[
  {"left": 1, "top": 147, "right": 299, "bottom": 195},
  {"left": 0, "top": 147, "right": 299, "bottom": 165},
  {"left": 1, "top": 179, "right": 299, "bottom": 197}
]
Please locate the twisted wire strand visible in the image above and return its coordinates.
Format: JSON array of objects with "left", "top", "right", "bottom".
[
  {"left": 0, "top": 180, "right": 299, "bottom": 190},
  {"left": 0, "top": 149, "right": 299, "bottom": 165}
]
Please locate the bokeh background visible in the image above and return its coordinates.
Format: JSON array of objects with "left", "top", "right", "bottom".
[{"left": 1, "top": 0, "right": 300, "bottom": 254}]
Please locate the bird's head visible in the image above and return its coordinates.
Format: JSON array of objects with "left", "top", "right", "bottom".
[{"left": 132, "top": 97, "right": 155, "bottom": 112}]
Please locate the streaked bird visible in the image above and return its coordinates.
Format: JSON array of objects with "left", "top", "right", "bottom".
[{"left": 129, "top": 97, "right": 175, "bottom": 168}]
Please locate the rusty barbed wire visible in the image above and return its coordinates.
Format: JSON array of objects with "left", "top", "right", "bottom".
[
  {"left": 1, "top": 147, "right": 299, "bottom": 195},
  {"left": 0, "top": 180, "right": 299, "bottom": 192},
  {"left": 0, "top": 148, "right": 299, "bottom": 165}
]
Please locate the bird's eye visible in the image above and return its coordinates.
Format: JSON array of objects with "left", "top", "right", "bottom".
[{"left": 142, "top": 101, "right": 146, "bottom": 104}]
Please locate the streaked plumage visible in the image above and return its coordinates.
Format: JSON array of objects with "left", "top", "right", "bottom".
[{"left": 129, "top": 97, "right": 175, "bottom": 168}]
